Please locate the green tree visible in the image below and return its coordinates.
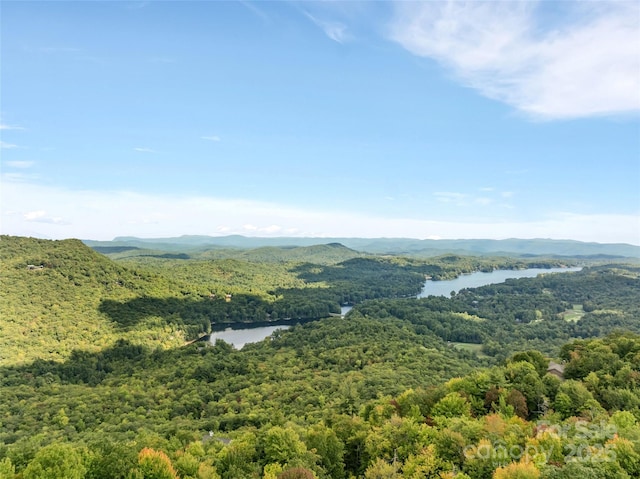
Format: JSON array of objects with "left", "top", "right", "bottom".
[
  {"left": 86, "top": 440, "right": 137, "bottom": 479},
  {"left": 509, "top": 351, "right": 548, "bottom": 378},
  {"left": 23, "top": 443, "right": 87, "bottom": 479},
  {"left": 608, "top": 437, "right": 640, "bottom": 477},
  {"left": 553, "top": 380, "right": 601, "bottom": 419},
  {"left": 505, "top": 361, "right": 545, "bottom": 418},
  {"left": 365, "top": 416, "right": 430, "bottom": 465},
  {"left": 262, "top": 426, "right": 308, "bottom": 466},
  {"left": 305, "top": 424, "right": 345, "bottom": 479},
  {"left": 431, "top": 393, "right": 472, "bottom": 419}
]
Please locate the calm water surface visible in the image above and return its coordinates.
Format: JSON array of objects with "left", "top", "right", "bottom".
[
  {"left": 418, "top": 267, "right": 582, "bottom": 297},
  {"left": 208, "top": 325, "right": 290, "bottom": 349},
  {"left": 209, "top": 267, "right": 581, "bottom": 348}
]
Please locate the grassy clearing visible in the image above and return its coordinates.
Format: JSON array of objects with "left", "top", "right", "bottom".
[
  {"left": 562, "top": 304, "right": 585, "bottom": 322},
  {"left": 449, "top": 341, "right": 489, "bottom": 358}
]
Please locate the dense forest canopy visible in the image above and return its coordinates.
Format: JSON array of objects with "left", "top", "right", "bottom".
[
  {"left": 1, "top": 235, "right": 639, "bottom": 479},
  {"left": 0, "top": 235, "right": 572, "bottom": 366}
]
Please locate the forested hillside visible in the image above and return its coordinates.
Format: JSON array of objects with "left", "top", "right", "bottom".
[
  {"left": 93, "top": 243, "right": 363, "bottom": 265},
  {"left": 354, "top": 265, "right": 640, "bottom": 358},
  {"left": 1, "top": 326, "right": 639, "bottom": 478},
  {"left": 1, "top": 235, "right": 639, "bottom": 478},
  {"left": 0, "top": 236, "right": 213, "bottom": 365},
  {"left": 1, "top": 235, "right": 568, "bottom": 365}
]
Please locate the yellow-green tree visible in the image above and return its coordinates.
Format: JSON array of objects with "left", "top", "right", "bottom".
[
  {"left": 135, "top": 448, "right": 178, "bottom": 479},
  {"left": 23, "top": 443, "right": 86, "bottom": 479}
]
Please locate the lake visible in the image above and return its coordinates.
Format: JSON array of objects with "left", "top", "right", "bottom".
[
  {"left": 209, "top": 266, "right": 581, "bottom": 348},
  {"left": 418, "top": 267, "right": 582, "bottom": 297},
  {"left": 209, "top": 325, "right": 290, "bottom": 349},
  {"left": 207, "top": 308, "right": 357, "bottom": 349}
]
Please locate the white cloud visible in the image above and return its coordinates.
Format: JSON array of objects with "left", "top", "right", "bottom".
[
  {"left": 261, "top": 225, "right": 282, "bottom": 234},
  {"left": 475, "top": 197, "right": 493, "bottom": 206},
  {"left": 5, "top": 161, "right": 34, "bottom": 168},
  {"left": 434, "top": 192, "right": 467, "bottom": 204},
  {"left": 133, "top": 147, "right": 157, "bottom": 153},
  {"left": 24, "top": 210, "right": 46, "bottom": 221},
  {"left": 389, "top": 1, "right": 640, "bottom": 119},
  {"left": 1, "top": 179, "right": 638, "bottom": 244},
  {"left": 0, "top": 141, "right": 19, "bottom": 149},
  {"left": 201, "top": 135, "right": 221, "bottom": 142},
  {"left": 304, "top": 12, "right": 350, "bottom": 43},
  {"left": 23, "top": 210, "right": 66, "bottom": 225},
  {"left": 0, "top": 123, "right": 25, "bottom": 130}
]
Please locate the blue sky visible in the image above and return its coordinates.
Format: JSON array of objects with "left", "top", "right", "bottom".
[{"left": 2, "top": 0, "right": 639, "bottom": 244}]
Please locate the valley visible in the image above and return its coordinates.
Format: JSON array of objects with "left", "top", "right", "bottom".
[{"left": 1, "top": 235, "right": 639, "bottom": 479}]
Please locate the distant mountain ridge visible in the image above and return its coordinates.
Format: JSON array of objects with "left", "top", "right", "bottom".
[{"left": 83, "top": 235, "right": 640, "bottom": 258}]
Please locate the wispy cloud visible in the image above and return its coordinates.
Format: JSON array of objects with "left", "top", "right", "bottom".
[
  {"left": 1, "top": 179, "right": 638, "bottom": 244},
  {"left": 434, "top": 192, "right": 467, "bottom": 205},
  {"left": 239, "top": 1, "right": 271, "bottom": 23},
  {"left": 0, "top": 123, "right": 25, "bottom": 131},
  {"left": 435, "top": 190, "right": 514, "bottom": 209},
  {"left": 389, "top": 1, "right": 640, "bottom": 119},
  {"left": 201, "top": 135, "right": 221, "bottom": 142},
  {"left": 475, "top": 197, "right": 493, "bottom": 206},
  {"left": 5, "top": 161, "right": 34, "bottom": 168},
  {"left": 24, "top": 210, "right": 67, "bottom": 225},
  {"left": 2, "top": 173, "right": 34, "bottom": 182},
  {"left": 0, "top": 141, "right": 20, "bottom": 149},
  {"left": 304, "top": 12, "right": 350, "bottom": 43},
  {"left": 133, "top": 147, "right": 157, "bottom": 153}
]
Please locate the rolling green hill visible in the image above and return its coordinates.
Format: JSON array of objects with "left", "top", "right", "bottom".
[
  {"left": 85, "top": 235, "right": 640, "bottom": 258},
  {"left": 98, "top": 242, "right": 363, "bottom": 265},
  {"left": 0, "top": 236, "right": 212, "bottom": 365}
]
